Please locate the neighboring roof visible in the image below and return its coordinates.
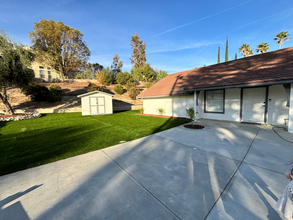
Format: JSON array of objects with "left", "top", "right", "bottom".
[
  {"left": 137, "top": 46, "right": 293, "bottom": 99},
  {"left": 77, "top": 91, "right": 115, "bottom": 98}
]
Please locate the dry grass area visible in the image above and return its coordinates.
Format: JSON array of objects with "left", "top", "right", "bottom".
[{"left": 0, "top": 81, "right": 144, "bottom": 113}]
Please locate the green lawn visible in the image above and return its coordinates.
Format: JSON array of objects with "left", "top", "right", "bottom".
[{"left": 0, "top": 110, "right": 187, "bottom": 176}]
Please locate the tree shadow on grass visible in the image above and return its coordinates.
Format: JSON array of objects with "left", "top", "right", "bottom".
[
  {"left": 0, "top": 121, "right": 6, "bottom": 135},
  {"left": 0, "top": 126, "right": 108, "bottom": 176}
]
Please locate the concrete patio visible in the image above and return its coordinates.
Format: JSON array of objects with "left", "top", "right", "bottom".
[{"left": 0, "top": 119, "right": 292, "bottom": 220}]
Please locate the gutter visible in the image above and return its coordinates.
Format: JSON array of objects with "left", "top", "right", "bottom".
[
  {"left": 184, "top": 80, "right": 293, "bottom": 92},
  {"left": 137, "top": 93, "right": 191, "bottom": 100}
]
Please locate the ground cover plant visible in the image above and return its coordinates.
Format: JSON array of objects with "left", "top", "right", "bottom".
[{"left": 0, "top": 110, "right": 186, "bottom": 176}]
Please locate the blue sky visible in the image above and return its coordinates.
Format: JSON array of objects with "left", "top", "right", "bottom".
[{"left": 1, "top": 0, "right": 293, "bottom": 74}]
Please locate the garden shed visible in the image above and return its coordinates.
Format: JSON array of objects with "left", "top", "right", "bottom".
[{"left": 77, "top": 91, "right": 114, "bottom": 116}]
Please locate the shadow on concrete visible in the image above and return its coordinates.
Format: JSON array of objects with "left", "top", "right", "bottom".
[
  {"left": 1, "top": 120, "right": 285, "bottom": 219},
  {"left": 30, "top": 124, "right": 236, "bottom": 219},
  {"left": 205, "top": 127, "right": 284, "bottom": 219},
  {"left": 0, "top": 185, "right": 42, "bottom": 220}
]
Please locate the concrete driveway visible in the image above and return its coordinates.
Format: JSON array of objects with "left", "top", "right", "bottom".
[{"left": 1, "top": 119, "right": 292, "bottom": 220}]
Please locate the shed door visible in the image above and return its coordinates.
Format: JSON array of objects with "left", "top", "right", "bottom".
[
  {"left": 90, "top": 97, "right": 105, "bottom": 115},
  {"left": 242, "top": 88, "right": 266, "bottom": 123}
]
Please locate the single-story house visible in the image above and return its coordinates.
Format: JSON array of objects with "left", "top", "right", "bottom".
[
  {"left": 78, "top": 91, "right": 114, "bottom": 116},
  {"left": 137, "top": 46, "right": 293, "bottom": 132}
]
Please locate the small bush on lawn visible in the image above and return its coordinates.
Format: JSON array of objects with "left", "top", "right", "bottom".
[
  {"left": 49, "top": 83, "right": 61, "bottom": 91},
  {"left": 128, "top": 87, "right": 140, "bottom": 100},
  {"left": 144, "top": 82, "right": 153, "bottom": 89},
  {"left": 87, "top": 83, "right": 104, "bottom": 92},
  {"left": 114, "top": 84, "right": 124, "bottom": 94},
  {"left": 125, "top": 81, "right": 137, "bottom": 91},
  {"left": 23, "top": 83, "right": 50, "bottom": 101}
]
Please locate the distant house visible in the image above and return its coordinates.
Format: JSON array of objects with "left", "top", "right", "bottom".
[
  {"left": 22, "top": 46, "right": 62, "bottom": 82},
  {"left": 31, "top": 61, "right": 62, "bottom": 82},
  {"left": 137, "top": 46, "right": 293, "bottom": 132}
]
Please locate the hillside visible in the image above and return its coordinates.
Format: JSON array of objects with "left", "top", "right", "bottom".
[{"left": 0, "top": 81, "right": 144, "bottom": 114}]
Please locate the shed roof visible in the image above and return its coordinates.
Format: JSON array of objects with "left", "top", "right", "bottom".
[
  {"left": 77, "top": 91, "right": 115, "bottom": 98},
  {"left": 137, "top": 46, "right": 293, "bottom": 99}
]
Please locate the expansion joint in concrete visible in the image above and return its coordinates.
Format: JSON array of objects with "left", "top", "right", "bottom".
[
  {"left": 101, "top": 149, "right": 182, "bottom": 220},
  {"left": 203, "top": 128, "right": 261, "bottom": 220}
]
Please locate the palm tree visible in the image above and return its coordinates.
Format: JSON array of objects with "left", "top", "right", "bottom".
[
  {"left": 256, "top": 42, "right": 269, "bottom": 54},
  {"left": 239, "top": 44, "right": 253, "bottom": 57},
  {"left": 274, "top": 31, "right": 289, "bottom": 49}
]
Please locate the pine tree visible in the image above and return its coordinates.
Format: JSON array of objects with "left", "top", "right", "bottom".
[
  {"left": 235, "top": 53, "right": 237, "bottom": 60},
  {"left": 225, "top": 37, "right": 228, "bottom": 62},
  {"left": 130, "top": 33, "right": 146, "bottom": 70},
  {"left": 217, "top": 47, "right": 220, "bottom": 64}
]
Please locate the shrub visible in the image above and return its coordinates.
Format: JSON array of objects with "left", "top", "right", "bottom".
[
  {"left": 114, "top": 84, "right": 124, "bottom": 94},
  {"left": 23, "top": 83, "right": 49, "bottom": 101},
  {"left": 156, "top": 108, "right": 165, "bottom": 115},
  {"left": 144, "top": 82, "right": 153, "bottom": 89},
  {"left": 139, "top": 108, "right": 144, "bottom": 114},
  {"left": 116, "top": 72, "right": 133, "bottom": 85},
  {"left": 125, "top": 81, "right": 137, "bottom": 91},
  {"left": 49, "top": 83, "right": 61, "bottom": 91},
  {"left": 48, "top": 89, "right": 61, "bottom": 102},
  {"left": 87, "top": 83, "right": 104, "bottom": 92},
  {"left": 186, "top": 107, "right": 195, "bottom": 125},
  {"left": 128, "top": 87, "right": 140, "bottom": 100},
  {"left": 103, "top": 72, "right": 114, "bottom": 85}
]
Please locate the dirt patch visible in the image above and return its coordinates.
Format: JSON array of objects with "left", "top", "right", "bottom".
[
  {"left": 184, "top": 124, "right": 205, "bottom": 129},
  {"left": 136, "top": 113, "right": 191, "bottom": 121}
]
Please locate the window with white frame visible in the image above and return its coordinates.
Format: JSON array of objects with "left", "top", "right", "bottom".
[
  {"left": 39, "top": 70, "right": 45, "bottom": 78},
  {"left": 39, "top": 66, "right": 45, "bottom": 78},
  {"left": 205, "top": 90, "right": 224, "bottom": 113},
  {"left": 48, "top": 71, "right": 52, "bottom": 78}
]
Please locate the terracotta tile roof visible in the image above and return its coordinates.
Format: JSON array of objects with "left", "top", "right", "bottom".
[{"left": 137, "top": 46, "right": 293, "bottom": 98}]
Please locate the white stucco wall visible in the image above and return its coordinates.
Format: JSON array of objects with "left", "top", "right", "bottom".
[
  {"left": 198, "top": 88, "right": 241, "bottom": 122},
  {"left": 143, "top": 96, "right": 194, "bottom": 118},
  {"left": 81, "top": 94, "right": 113, "bottom": 116},
  {"left": 267, "top": 85, "right": 289, "bottom": 125},
  {"left": 142, "top": 85, "right": 289, "bottom": 125}
]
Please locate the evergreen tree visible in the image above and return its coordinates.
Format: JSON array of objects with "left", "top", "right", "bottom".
[
  {"left": 111, "top": 54, "right": 123, "bottom": 79},
  {"left": 217, "top": 47, "right": 220, "bottom": 64},
  {"left": 130, "top": 33, "right": 146, "bottom": 70},
  {"left": 225, "top": 37, "right": 228, "bottom": 62}
]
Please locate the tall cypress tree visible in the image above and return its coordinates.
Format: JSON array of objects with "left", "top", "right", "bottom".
[
  {"left": 235, "top": 53, "right": 237, "bottom": 60},
  {"left": 225, "top": 37, "right": 228, "bottom": 62},
  {"left": 217, "top": 47, "right": 220, "bottom": 64}
]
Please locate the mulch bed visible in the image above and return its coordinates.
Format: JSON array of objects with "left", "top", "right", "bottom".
[
  {"left": 136, "top": 113, "right": 191, "bottom": 121},
  {"left": 0, "top": 113, "right": 30, "bottom": 119},
  {"left": 184, "top": 124, "right": 205, "bottom": 129}
]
